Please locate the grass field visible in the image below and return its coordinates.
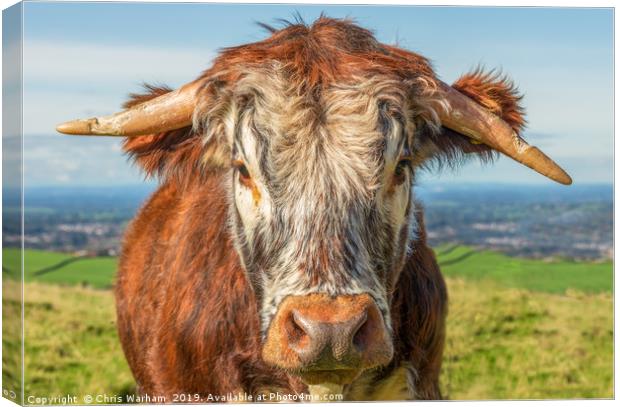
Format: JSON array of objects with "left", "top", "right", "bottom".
[
  {"left": 3, "top": 249, "right": 117, "bottom": 289},
  {"left": 436, "top": 245, "right": 613, "bottom": 294},
  {"left": 1, "top": 247, "right": 614, "bottom": 401},
  {"left": 443, "top": 279, "right": 612, "bottom": 399},
  {"left": 3, "top": 280, "right": 134, "bottom": 403}
]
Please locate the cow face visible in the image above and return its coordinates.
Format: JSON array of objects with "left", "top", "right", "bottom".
[{"left": 204, "top": 67, "right": 442, "bottom": 383}]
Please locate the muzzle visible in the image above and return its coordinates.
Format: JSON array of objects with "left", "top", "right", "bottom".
[{"left": 262, "top": 293, "right": 393, "bottom": 385}]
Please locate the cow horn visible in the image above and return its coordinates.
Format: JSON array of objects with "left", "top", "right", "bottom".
[
  {"left": 56, "top": 80, "right": 204, "bottom": 137},
  {"left": 436, "top": 81, "right": 572, "bottom": 185}
]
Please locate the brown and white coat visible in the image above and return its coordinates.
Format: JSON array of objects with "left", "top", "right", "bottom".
[{"left": 57, "top": 17, "right": 571, "bottom": 401}]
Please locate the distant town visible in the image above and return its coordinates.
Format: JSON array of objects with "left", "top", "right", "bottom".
[
  {"left": 2, "top": 183, "right": 613, "bottom": 261},
  {"left": 419, "top": 184, "right": 613, "bottom": 261}
]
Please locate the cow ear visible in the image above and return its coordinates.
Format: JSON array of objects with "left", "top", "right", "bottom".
[
  {"left": 122, "top": 84, "right": 230, "bottom": 183},
  {"left": 417, "top": 68, "right": 527, "bottom": 169}
]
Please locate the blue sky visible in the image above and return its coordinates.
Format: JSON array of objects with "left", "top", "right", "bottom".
[{"left": 18, "top": 2, "right": 613, "bottom": 186}]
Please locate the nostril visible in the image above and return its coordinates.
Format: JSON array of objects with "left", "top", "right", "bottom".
[
  {"left": 285, "top": 311, "right": 311, "bottom": 349},
  {"left": 352, "top": 311, "right": 371, "bottom": 351}
]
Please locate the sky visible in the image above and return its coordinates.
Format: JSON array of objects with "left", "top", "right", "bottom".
[{"left": 13, "top": 2, "right": 614, "bottom": 187}]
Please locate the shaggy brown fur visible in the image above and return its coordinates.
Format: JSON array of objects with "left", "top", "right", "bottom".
[
  {"left": 116, "top": 17, "right": 526, "bottom": 401},
  {"left": 207, "top": 17, "right": 436, "bottom": 91}
]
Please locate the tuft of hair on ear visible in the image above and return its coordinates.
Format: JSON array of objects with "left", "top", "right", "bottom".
[
  {"left": 421, "top": 67, "right": 527, "bottom": 172},
  {"left": 452, "top": 67, "right": 526, "bottom": 133},
  {"left": 121, "top": 84, "right": 226, "bottom": 188}
]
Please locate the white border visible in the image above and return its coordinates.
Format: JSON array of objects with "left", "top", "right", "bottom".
[{"left": 0, "top": 1, "right": 616, "bottom": 407}]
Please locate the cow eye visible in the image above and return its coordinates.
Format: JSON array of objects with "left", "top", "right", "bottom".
[
  {"left": 233, "top": 160, "right": 253, "bottom": 187},
  {"left": 393, "top": 158, "right": 411, "bottom": 186}
]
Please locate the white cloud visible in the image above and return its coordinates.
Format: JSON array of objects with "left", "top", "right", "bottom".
[
  {"left": 23, "top": 135, "right": 144, "bottom": 186},
  {"left": 23, "top": 40, "right": 215, "bottom": 86},
  {"left": 24, "top": 90, "right": 131, "bottom": 136},
  {"left": 18, "top": 40, "right": 217, "bottom": 186},
  {"left": 22, "top": 40, "right": 216, "bottom": 136}
]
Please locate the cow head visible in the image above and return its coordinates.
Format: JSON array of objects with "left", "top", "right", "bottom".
[{"left": 57, "top": 18, "right": 571, "bottom": 388}]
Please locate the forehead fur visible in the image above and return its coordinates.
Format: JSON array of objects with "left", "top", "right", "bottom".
[
  {"left": 201, "top": 17, "right": 437, "bottom": 91},
  {"left": 193, "top": 17, "right": 444, "bottom": 187},
  {"left": 234, "top": 71, "right": 410, "bottom": 204}
]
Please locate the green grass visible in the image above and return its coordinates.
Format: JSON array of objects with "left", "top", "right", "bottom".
[
  {"left": 3, "top": 278, "right": 611, "bottom": 403},
  {"left": 435, "top": 245, "right": 612, "bottom": 294},
  {"left": 3, "top": 249, "right": 118, "bottom": 289},
  {"left": 30, "top": 256, "right": 118, "bottom": 289},
  {"left": 1, "top": 246, "right": 614, "bottom": 401},
  {"left": 442, "top": 278, "right": 613, "bottom": 399},
  {"left": 3, "top": 280, "right": 135, "bottom": 402}
]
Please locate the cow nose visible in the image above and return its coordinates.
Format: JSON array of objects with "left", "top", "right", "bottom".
[
  {"left": 288, "top": 308, "right": 368, "bottom": 364},
  {"left": 262, "top": 293, "right": 394, "bottom": 378}
]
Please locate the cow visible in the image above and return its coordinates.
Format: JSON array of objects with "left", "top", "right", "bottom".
[{"left": 57, "top": 17, "right": 571, "bottom": 401}]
